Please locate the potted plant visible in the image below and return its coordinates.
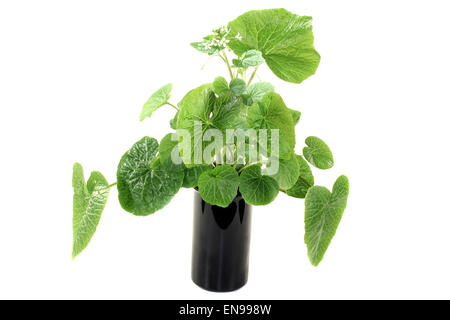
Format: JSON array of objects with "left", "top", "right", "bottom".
[{"left": 72, "top": 8, "right": 350, "bottom": 292}]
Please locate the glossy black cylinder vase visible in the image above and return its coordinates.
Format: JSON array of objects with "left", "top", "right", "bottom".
[{"left": 191, "top": 190, "right": 252, "bottom": 292}]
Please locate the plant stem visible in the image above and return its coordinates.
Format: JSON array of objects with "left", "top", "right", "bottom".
[
  {"left": 219, "top": 51, "right": 234, "bottom": 80},
  {"left": 247, "top": 66, "right": 259, "bottom": 86},
  {"left": 167, "top": 102, "right": 179, "bottom": 111},
  {"left": 238, "top": 161, "right": 263, "bottom": 174},
  {"left": 108, "top": 182, "right": 117, "bottom": 188}
]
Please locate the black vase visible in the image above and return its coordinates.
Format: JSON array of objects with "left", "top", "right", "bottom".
[{"left": 191, "top": 190, "right": 252, "bottom": 292}]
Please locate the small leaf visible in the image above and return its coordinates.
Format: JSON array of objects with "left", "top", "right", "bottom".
[
  {"left": 290, "top": 109, "right": 301, "bottom": 125},
  {"left": 213, "top": 76, "right": 229, "bottom": 96},
  {"left": 239, "top": 165, "right": 279, "bottom": 205},
  {"left": 286, "top": 155, "right": 314, "bottom": 198},
  {"left": 243, "top": 82, "right": 274, "bottom": 105},
  {"left": 263, "top": 155, "right": 299, "bottom": 190},
  {"left": 303, "top": 136, "right": 334, "bottom": 169},
  {"left": 232, "top": 49, "right": 265, "bottom": 68},
  {"left": 198, "top": 165, "right": 239, "bottom": 207},
  {"left": 305, "top": 175, "right": 349, "bottom": 266},
  {"left": 72, "top": 163, "right": 110, "bottom": 259},
  {"left": 190, "top": 42, "right": 220, "bottom": 55},
  {"left": 229, "top": 78, "right": 246, "bottom": 95},
  {"left": 183, "top": 165, "right": 213, "bottom": 188},
  {"left": 140, "top": 84, "right": 172, "bottom": 121},
  {"left": 117, "top": 137, "right": 184, "bottom": 216}
]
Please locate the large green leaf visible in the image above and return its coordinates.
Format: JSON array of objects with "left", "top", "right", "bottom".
[
  {"left": 140, "top": 84, "right": 172, "bottom": 121},
  {"left": 227, "top": 9, "right": 320, "bottom": 84},
  {"left": 303, "top": 136, "right": 334, "bottom": 169},
  {"left": 243, "top": 82, "right": 274, "bottom": 106},
  {"left": 305, "top": 175, "right": 349, "bottom": 266},
  {"left": 197, "top": 165, "right": 239, "bottom": 207},
  {"left": 239, "top": 165, "right": 279, "bottom": 205},
  {"left": 176, "top": 85, "right": 243, "bottom": 165},
  {"left": 72, "top": 163, "right": 110, "bottom": 259},
  {"left": 263, "top": 155, "right": 299, "bottom": 190},
  {"left": 117, "top": 137, "right": 184, "bottom": 216},
  {"left": 246, "top": 92, "right": 295, "bottom": 159},
  {"left": 286, "top": 155, "right": 314, "bottom": 198}
]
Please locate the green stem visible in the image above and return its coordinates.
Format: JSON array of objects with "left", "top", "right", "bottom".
[
  {"left": 108, "top": 182, "right": 117, "bottom": 188},
  {"left": 220, "top": 51, "right": 234, "bottom": 80},
  {"left": 238, "top": 161, "right": 263, "bottom": 174},
  {"left": 167, "top": 102, "right": 179, "bottom": 111},
  {"left": 247, "top": 66, "right": 259, "bottom": 86},
  {"left": 298, "top": 176, "right": 312, "bottom": 188}
]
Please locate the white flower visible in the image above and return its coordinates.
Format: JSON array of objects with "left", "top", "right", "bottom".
[{"left": 235, "top": 32, "right": 242, "bottom": 41}]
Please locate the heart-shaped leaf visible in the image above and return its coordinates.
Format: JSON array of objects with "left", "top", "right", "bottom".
[
  {"left": 247, "top": 92, "right": 295, "bottom": 159},
  {"left": 140, "top": 83, "right": 172, "bottom": 121},
  {"left": 239, "top": 165, "right": 279, "bottom": 205},
  {"left": 72, "top": 163, "right": 110, "bottom": 259},
  {"left": 243, "top": 82, "right": 274, "bottom": 106},
  {"left": 198, "top": 165, "right": 239, "bottom": 207},
  {"left": 213, "top": 76, "right": 229, "bottom": 96},
  {"left": 183, "top": 165, "right": 213, "bottom": 188},
  {"left": 117, "top": 136, "right": 184, "bottom": 216},
  {"left": 305, "top": 175, "right": 349, "bottom": 266},
  {"left": 303, "top": 136, "right": 334, "bottom": 169},
  {"left": 229, "top": 78, "right": 246, "bottom": 95},
  {"left": 177, "top": 85, "right": 243, "bottom": 165},
  {"left": 286, "top": 155, "right": 314, "bottom": 198},
  {"left": 228, "top": 9, "right": 320, "bottom": 84},
  {"left": 263, "top": 155, "right": 299, "bottom": 190}
]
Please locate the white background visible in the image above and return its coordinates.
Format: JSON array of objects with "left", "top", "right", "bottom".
[{"left": 1, "top": 0, "right": 449, "bottom": 299}]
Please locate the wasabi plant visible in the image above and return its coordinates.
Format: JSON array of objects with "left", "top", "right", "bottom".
[{"left": 72, "top": 9, "right": 350, "bottom": 266}]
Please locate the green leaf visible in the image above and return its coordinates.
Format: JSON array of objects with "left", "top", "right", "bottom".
[
  {"left": 159, "top": 133, "right": 184, "bottom": 172},
  {"left": 190, "top": 42, "right": 220, "bottom": 55},
  {"left": 232, "top": 49, "right": 265, "bottom": 68},
  {"left": 303, "top": 136, "right": 334, "bottom": 169},
  {"left": 197, "top": 165, "right": 239, "bottom": 207},
  {"left": 212, "top": 94, "right": 243, "bottom": 129},
  {"left": 239, "top": 165, "right": 279, "bottom": 205},
  {"left": 117, "top": 137, "right": 184, "bottom": 216},
  {"left": 139, "top": 84, "right": 172, "bottom": 121},
  {"left": 246, "top": 92, "right": 295, "bottom": 159},
  {"left": 72, "top": 163, "right": 110, "bottom": 259},
  {"left": 286, "top": 155, "right": 314, "bottom": 198},
  {"left": 176, "top": 85, "right": 243, "bottom": 165},
  {"left": 183, "top": 165, "right": 213, "bottom": 188},
  {"left": 263, "top": 155, "right": 299, "bottom": 190},
  {"left": 170, "top": 110, "right": 179, "bottom": 130},
  {"left": 228, "top": 9, "right": 320, "bottom": 83},
  {"left": 229, "top": 78, "right": 246, "bottom": 95},
  {"left": 213, "top": 76, "right": 229, "bottom": 96},
  {"left": 290, "top": 109, "right": 301, "bottom": 125},
  {"left": 243, "top": 82, "right": 274, "bottom": 105},
  {"left": 305, "top": 175, "right": 349, "bottom": 266}
]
